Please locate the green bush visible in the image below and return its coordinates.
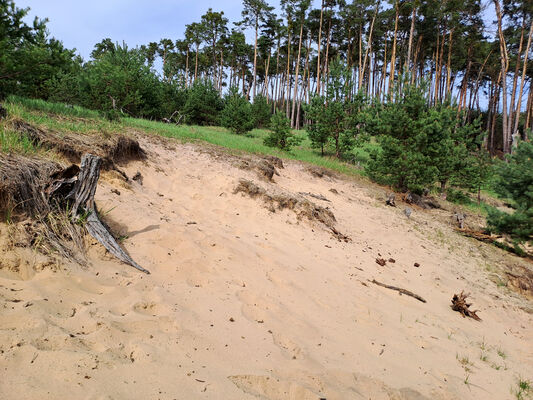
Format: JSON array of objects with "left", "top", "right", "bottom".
[
  {"left": 251, "top": 95, "right": 272, "bottom": 128},
  {"left": 264, "top": 112, "right": 302, "bottom": 151},
  {"left": 304, "top": 58, "right": 368, "bottom": 158},
  {"left": 487, "top": 140, "right": 533, "bottom": 245},
  {"left": 182, "top": 80, "right": 223, "bottom": 126},
  {"left": 446, "top": 188, "right": 472, "bottom": 205},
  {"left": 365, "top": 83, "right": 479, "bottom": 193},
  {"left": 220, "top": 87, "right": 254, "bottom": 134}
]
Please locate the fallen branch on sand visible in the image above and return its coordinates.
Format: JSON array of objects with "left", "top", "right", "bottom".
[
  {"left": 370, "top": 279, "right": 427, "bottom": 303},
  {"left": 451, "top": 291, "right": 481, "bottom": 321}
]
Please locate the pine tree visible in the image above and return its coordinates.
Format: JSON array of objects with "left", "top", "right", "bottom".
[
  {"left": 220, "top": 86, "right": 254, "bottom": 134},
  {"left": 264, "top": 111, "right": 302, "bottom": 150}
]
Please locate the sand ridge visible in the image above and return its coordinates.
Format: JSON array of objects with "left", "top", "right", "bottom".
[{"left": 0, "top": 136, "right": 532, "bottom": 399}]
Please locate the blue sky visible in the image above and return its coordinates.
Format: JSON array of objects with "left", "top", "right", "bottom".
[
  {"left": 20, "top": 0, "right": 251, "bottom": 59},
  {"left": 21, "top": 1, "right": 496, "bottom": 61}
]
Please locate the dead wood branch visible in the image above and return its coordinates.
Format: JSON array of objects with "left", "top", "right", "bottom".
[
  {"left": 370, "top": 279, "right": 427, "bottom": 303},
  {"left": 451, "top": 291, "right": 481, "bottom": 321}
]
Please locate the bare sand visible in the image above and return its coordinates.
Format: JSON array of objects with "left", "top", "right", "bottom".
[{"left": 1, "top": 136, "right": 532, "bottom": 399}]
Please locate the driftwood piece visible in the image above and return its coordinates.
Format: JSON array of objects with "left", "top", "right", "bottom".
[
  {"left": 451, "top": 291, "right": 481, "bottom": 321},
  {"left": 370, "top": 279, "right": 427, "bottom": 303}
]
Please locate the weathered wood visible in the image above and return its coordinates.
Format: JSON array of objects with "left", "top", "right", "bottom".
[
  {"left": 370, "top": 279, "right": 427, "bottom": 303},
  {"left": 85, "top": 211, "right": 150, "bottom": 274},
  {"left": 451, "top": 291, "right": 481, "bottom": 321},
  {"left": 70, "top": 154, "right": 101, "bottom": 216},
  {"left": 65, "top": 154, "right": 149, "bottom": 274}
]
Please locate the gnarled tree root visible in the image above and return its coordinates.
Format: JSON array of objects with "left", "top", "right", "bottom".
[{"left": 51, "top": 154, "right": 149, "bottom": 274}]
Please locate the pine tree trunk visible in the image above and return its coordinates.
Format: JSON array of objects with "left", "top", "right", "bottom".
[
  {"left": 286, "top": 27, "right": 292, "bottom": 118},
  {"left": 406, "top": 6, "right": 416, "bottom": 70},
  {"left": 508, "top": 16, "right": 526, "bottom": 137},
  {"left": 494, "top": 0, "right": 510, "bottom": 153},
  {"left": 388, "top": 1, "right": 400, "bottom": 95},
  {"left": 252, "top": 20, "right": 259, "bottom": 100},
  {"left": 316, "top": 0, "right": 325, "bottom": 95},
  {"left": 291, "top": 21, "right": 304, "bottom": 128},
  {"left": 185, "top": 48, "right": 190, "bottom": 88},
  {"left": 360, "top": 4, "right": 378, "bottom": 91},
  {"left": 194, "top": 46, "right": 199, "bottom": 82},
  {"left": 324, "top": 18, "right": 332, "bottom": 96},
  {"left": 445, "top": 29, "right": 453, "bottom": 98},
  {"left": 514, "top": 20, "right": 533, "bottom": 139}
]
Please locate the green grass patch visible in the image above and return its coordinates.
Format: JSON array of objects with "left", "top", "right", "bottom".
[
  {"left": 5, "top": 96, "right": 369, "bottom": 177},
  {"left": 0, "top": 125, "right": 38, "bottom": 154},
  {"left": 124, "top": 118, "right": 365, "bottom": 176},
  {"left": 6, "top": 95, "right": 101, "bottom": 119}
]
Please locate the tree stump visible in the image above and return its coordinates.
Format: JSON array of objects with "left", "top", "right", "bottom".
[{"left": 50, "top": 154, "right": 149, "bottom": 274}]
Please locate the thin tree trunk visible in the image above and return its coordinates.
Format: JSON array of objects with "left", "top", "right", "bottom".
[
  {"left": 324, "top": 18, "right": 332, "bottom": 96},
  {"left": 291, "top": 20, "right": 305, "bottom": 128},
  {"left": 514, "top": 20, "right": 533, "bottom": 139},
  {"left": 185, "top": 48, "right": 190, "bottom": 88},
  {"left": 360, "top": 3, "right": 379, "bottom": 91},
  {"left": 252, "top": 20, "right": 259, "bottom": 99},
  {"left": 508, "top": 15, "right": 526, "bottom": 136},
  {"left": 406, "top": 5, "right": 416, "bottom": 70},
  {"left": 445, "top": 29, "right": 453, "bottom": 98},
  {"left": 286, "top": 28, "right": 292, "bottom": 118},
  {"left": 388, "top": 0, "right": 400, "bottom": 94},
  {"left": 194, "top": 46, "right": 199, "bottom": 82},
  {"left": 494, "top": 0, "right": 510, "bottom": 153},
  {"left": 316, "top": 0, "right": 325, "bottom": 94}
]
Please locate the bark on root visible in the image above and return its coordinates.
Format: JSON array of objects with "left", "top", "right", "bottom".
[
  {"left": 451, "top": 291, "right": 481, "bottom": 321},
  {"left": 1, "top": 152, "right": 148, "bottom": 273},
  {"left": 57, "top": 154, "right": 149, "bottom": 273}
]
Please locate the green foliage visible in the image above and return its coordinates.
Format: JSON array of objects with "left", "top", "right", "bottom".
[
  {"left": 487, "top": 140, "right": 533, "bottom": 245},
  {"left": 220, "top": 86, "right": 254, "bottom": 134},
  {"left": 305, "top": 58, "right": 368, "bottom": 158},
  {"left": 366, "top": 83, "right": 483, "bottom": 193},
  {"left": 446, "top": 188, "right": 473, "bottom": 205},
  {"left": 0, "top": 0, "right": 79, "bottom": 99},
  {"left": 182, "top": 80, "right": 223, "bottom": 126},
  {"left": 251, "top": 95, "right": 271, "bottom": 128},
  {"left": 78, "top": 42, "right": 163, "bottom": 118},
  {"left": 264, "top": 112, "right": 302, "bottom": 151}
]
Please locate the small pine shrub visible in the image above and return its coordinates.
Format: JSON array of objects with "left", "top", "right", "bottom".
[
  {"left": 251, "top": 95, "right": 272, "bottom": 128},
  {"left": 487, "top": 140, "right": 533, "bottom": 245},
  {"left": 264, "top": 112, "right": 302, "bottom": 151},
  {"left": 220, "top": 87, "right": 254, "bottom": 135}
]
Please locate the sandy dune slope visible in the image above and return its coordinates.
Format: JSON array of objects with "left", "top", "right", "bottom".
[{"left": 1, "top": 136, "right": 532, "bottom": 400}]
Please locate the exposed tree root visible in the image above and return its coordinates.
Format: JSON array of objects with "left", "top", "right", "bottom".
[
  {"left": 0, "top": 151, "right": 147, "bottom": 273},
  {"left": 451, "top": 291, "right": 481, "bottom": 321},
  {"left": 12, "top": 119, "right": 145, "bottom": 170},
  {"left": 234, "top": 179, "right": 350, "bottom": 242},
  {"left": 49, "top": 154, "right": 149, "bottom": 273}
]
